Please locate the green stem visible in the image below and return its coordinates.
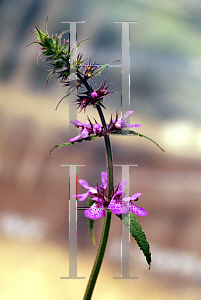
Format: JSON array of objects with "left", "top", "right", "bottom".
[
  {"left": 96, "top": 105, "right": 113, "bottom": 197},
  {"left": 83, "top": 106, "right": 114, "bottom": 300},
  {"left": 83, "top": 210, "right": 112, "bottom": 300},
  {"left": 76, "top": 71, "right": 92, "bottom": 93},
  {"left": 75, "top": 71, "right": 114, "bottom": 300}
]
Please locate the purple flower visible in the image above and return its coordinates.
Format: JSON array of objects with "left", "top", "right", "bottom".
[
  {"left": 114, "top": 111, "right": 141, "bottom": 130},
  {"left": 84, "top": 201, "right": 106, "bottom": 219},
  {"left": 73, "top": 172, "right": 147, "bottom": 219},
  {"left": 108, "top": 179, "right": 128, "bottom": 214},
  {"left": 122, "top": 193, "right": 148, "bottom": 216},
  {"left": 68, "top": 119, "right": 102, "bottom": 143},
  {"left": 93, "top": 123, "right": 102, "bottom": 134},
  {"left": 72, "top": 179, "right": 98, "bottom": 201},
  {"left": 107, "top": 111, "right": 141, "bottom": 134}
]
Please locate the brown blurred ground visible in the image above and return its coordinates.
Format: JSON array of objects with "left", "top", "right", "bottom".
[{"left": 1, "top": 82, "right": 201, "bottom": 299}]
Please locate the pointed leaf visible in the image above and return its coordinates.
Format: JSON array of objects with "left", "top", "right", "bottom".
[
  {"left": 116, "top": 213, "right": 151, "bottom": 268},
  {"left": 111, "top": 130, "right": 165, "bottom": 152},
  {"left": 50, "top": 134, "right": 102, "bottom": 154},
  {"left": 76, "top": 38, "right": 90, "bottom": 48},
  {"left": 92, "top": 60, "right": 119, "bottom": 77},
  {"left": 55, "top": 88, "right": 75, "bottom": 110}
]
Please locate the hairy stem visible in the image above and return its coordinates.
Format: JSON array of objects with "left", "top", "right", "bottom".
[
  {"left": 96, "top": 105, "right": 113, "bottom": 197},
  {"left": 77, "top": 72, "right": 114, "bottom": 300},
  {"left": 83, "top": 210, "right": 112, "bottom": 300}
]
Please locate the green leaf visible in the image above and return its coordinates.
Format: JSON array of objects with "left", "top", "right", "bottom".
[
  {"left": 50, "top": 134, "right": 102, "bottom": 154},
  {"left": 44, "top": 37, "right": 54, "bottom": 48},
  {"left": 116, "top": 213, "right": 151, "bottom": 268},
  {"left": 111, "top": 130, "right": 165, "bottom": 152},
  {"left": 92, "top": 60, "right": 119, "bottom": 77},
  {"left": 76, "top": 38, "right": 90, "bottom": 48},
  {"left": 55, "top": 88, "right": 75, "bottom": 110}
]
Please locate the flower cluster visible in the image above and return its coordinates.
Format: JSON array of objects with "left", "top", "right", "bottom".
[
  {"left": 69, "top": 119, "right": 102, "bottom": 142},
  {"left": 73, "top": 172, "right": 147, "bottom": 219},
  {"left": 107, "top": 110, "right": 141, "bottom": 132},
  {"left": 68, "top": 111, "right": 141, "bottom": 143},
  {"left": 76, "top": 79, "right": 115, "bottom": 112}
]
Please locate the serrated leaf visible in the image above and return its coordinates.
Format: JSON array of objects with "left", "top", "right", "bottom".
[
  {"left": 111, "top": 130, "right": 165, "bottom": 152},
  {"left": 50, "top": 134, "right": 102, "bottom": 153},
  {"left": 116, "top": 213, "right": 151, "bottom": 268}
]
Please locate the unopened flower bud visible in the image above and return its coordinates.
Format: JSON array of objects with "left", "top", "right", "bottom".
[{"left": 91, "top": 91, "right": 98, "bottom": 98}]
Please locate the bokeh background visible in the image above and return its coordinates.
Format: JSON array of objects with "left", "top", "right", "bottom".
[{"left": 1, "top": 0, "right": 201, "bottom": 299}]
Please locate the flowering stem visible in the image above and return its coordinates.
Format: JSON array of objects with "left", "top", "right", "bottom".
[
  {"left": 76, "top": 74, "right": 114, "bottom": 299},
  {"left": 96, "top": 104, "right": 113, "bottom": 197},
  {"left": 75, "top": 71, "right": 114, "bottom": 196},
  {"left": 83, "top": 106, "right": 113, "bottom": 300}
]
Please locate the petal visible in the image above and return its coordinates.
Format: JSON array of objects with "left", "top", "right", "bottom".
[
  {"left": 79, "top": 128, "right": 89, "bottom": 138},
  {"left": 72, "top": 192, "right": 89, "bottom": 201},
  {"left": 115, "top": 120, "right": 122, "bottom": 129},
  {"left": 113, "top": 190, "right": 124, "bottom": 198},
  {"left": 78, "top": 179, "right": 97, "bottom": 194},
  {"left": 122, "top": 111, "right": 134, "bottom": 119},
  {"left": 84, "top": 203, "right": 105, "bottom": 219},
  {"left": 68, "top": 135, "right": 82, "bottom": 142},
  {"left": 131, "top": 205, "right": 147, "bottom": 216},
  {"left": 129, "top": 124, "right": 141, "bottom": 128},
  {"left": 70, "top": 120, "right": 83, "bottom": 127},
  {"left": 108, "top": 199, "right": 122, "bottom": 215},
  {"left": 79, "top": 179, "right": 91, "bottom": 189},
  {"left": 101, "top": 172, "right": 107, "bottom": 189},
  {"left": 84, "top": 122, "right": 91, "bottom": 130},
  {"left": 130, "top": 193, "right": 142, "bottom": 201},
  {"left": 121, "top": 200, "right": 129, "bottom": 214},
  {"left": 68, "top": 128, "right": 89, "bottom": 142},
  {"left": 91, "top": 196, "right": 103, "bottom": 203},
  {"left": 121, "top": 120, "right": 130, "bottom": 128},
  {"left": 88, "top": 187, "right": 98, "bottom": 194},
  {"left": 122, "top": 196, "right": 130, "bottom": 204},
  {"left": 118, "top": 179, "right": 127, "bottom": 191},
  {"left": 93, "top": 123, "right": 102, "bottom": 134}
]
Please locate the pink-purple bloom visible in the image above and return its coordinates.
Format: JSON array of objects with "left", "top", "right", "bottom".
[
  {"left": 68, "top": 120, "right": 102, "bottom": 143},
  {"left": 113, "top": 111, "right": 141, "bottom": 130},
  {"left": 107, "top": 111, "right": 141, "bottom": 134},
  {"left": 73, "top": 172, "right": 147, "bottom": 219}
]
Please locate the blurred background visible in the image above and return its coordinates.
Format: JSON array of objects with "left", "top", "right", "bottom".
[{"left": 1, "top": 0, "right": 201, "bottom": 299}]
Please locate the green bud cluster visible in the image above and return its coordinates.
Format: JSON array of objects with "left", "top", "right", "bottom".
[{"left": 28, "top": 18, "right": 85, "bottom": 85}]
